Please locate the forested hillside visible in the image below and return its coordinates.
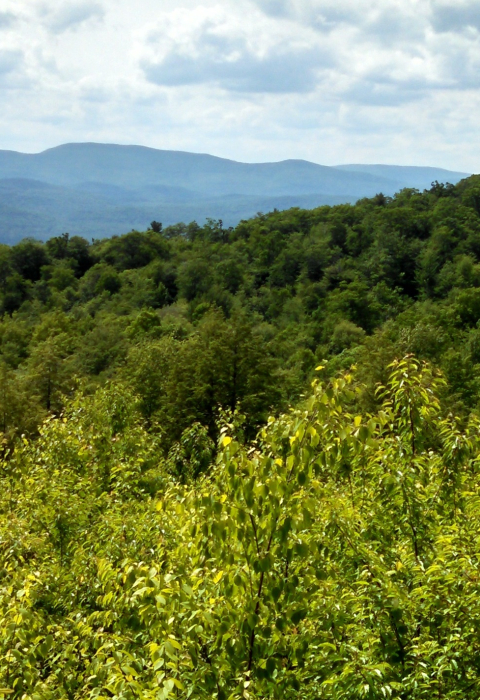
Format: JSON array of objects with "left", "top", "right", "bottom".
[
  {"left": 1, "top": 176, "right": 480, "bottom": 443},
  {"left": 3, "top": 176, "right": 480, "bottom": 697}
]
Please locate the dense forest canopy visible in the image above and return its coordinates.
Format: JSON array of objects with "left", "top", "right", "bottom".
[
  {"left": 3, "top": 176, "right": 480, "bottom": 697},
  {"left": 1, "top": 176, "right": 480, "bottom": 442},
  {"left": 3, "top": 358, "right": 480, "bottom": 698}
]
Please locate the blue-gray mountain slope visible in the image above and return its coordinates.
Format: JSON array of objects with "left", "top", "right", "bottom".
[{"left": 0, "top": 143, "right": 471, "bottom": 242}]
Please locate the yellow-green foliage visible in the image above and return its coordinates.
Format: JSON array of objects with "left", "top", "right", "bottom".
[{"left": 2, "top": 358, "right": 480, "bottom": 698}]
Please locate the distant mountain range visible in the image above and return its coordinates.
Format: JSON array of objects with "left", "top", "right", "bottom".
[{"left": 0, "top": 143, "right": 471, "bottom": 243}]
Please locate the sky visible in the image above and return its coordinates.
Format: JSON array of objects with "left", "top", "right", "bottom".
[{"left": 0, "top": 0, "right": 479, "bottom": 171}]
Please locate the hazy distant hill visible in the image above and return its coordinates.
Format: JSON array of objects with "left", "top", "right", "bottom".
[
  {"left": 0, "top": 143, "right": 470, "bottom": 242},
  {"left": 335, "top": 164, "right": 468, "bottom": 191}
]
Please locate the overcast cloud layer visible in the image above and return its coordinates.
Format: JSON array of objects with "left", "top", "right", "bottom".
[{"left": 0, "top": 0, "right": 478, "bottom": 171}]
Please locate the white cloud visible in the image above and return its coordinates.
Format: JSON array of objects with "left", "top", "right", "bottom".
[
  {"left": 37, "top": 1, "right": 105, "bottom": 33},
  {"left": 0, "top": 12, "right": 17, "bottom": 29},
  {"left": 135, "top": 1, "right": 480, "bottom": 103},
  {"left": 431, "top": 1, "right": 480, "bottom": 33},
  {"left": 138, "top": 5, "right": 328, "bottom": 93},
  {"left": 251, "top": 0, "right": 370, "bottom": 28},
  {"left": 0, "top": 50, "right": 23, "bottom": 75}
]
